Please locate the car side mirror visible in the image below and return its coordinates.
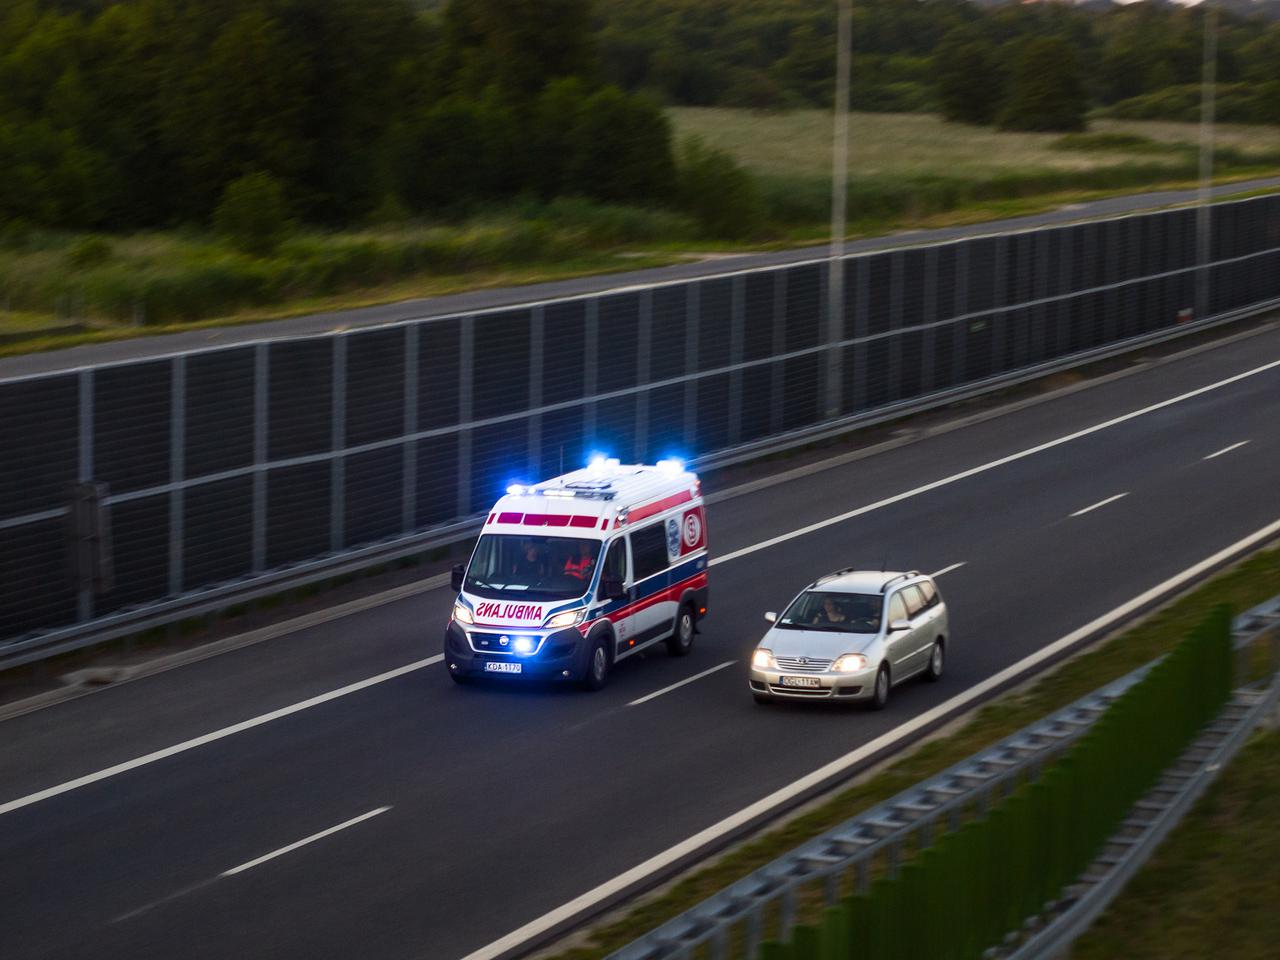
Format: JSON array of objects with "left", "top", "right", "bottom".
[
  {"left": 763, "top": 611, "right": 777, "bottom": 623},
  {"left": 602, "top": 576, "right": 626, "bottom": 601},
  {"left": 451, "top": 563, "right": 465, "bottom": 592},
  {"left": 890, "top": 618, "right": 911, "bottom": 632}
]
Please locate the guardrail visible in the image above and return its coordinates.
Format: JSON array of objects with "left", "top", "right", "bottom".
[
  {"left": 606, "top": 600, "right": 1279, "bottom": 960},
  {"left": 3, "top": 195, "right": 1280, "bottom": 669}
]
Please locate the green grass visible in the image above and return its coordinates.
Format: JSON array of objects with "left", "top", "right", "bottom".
[
  {"left": 542, "top": 546, "right": 1280, "bottom": 960},
  {"left": 1070, "top": 727, "right": 1280, "bottom": 960}
]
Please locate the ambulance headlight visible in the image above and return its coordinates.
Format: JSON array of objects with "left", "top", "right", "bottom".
[
  {"left": 833, "top": 654, "right": 867, "bottom": 673},
  {"left": 543, "top": 607, "right": 587, "bottom": 630},
  {"left": 752, "top": 648, "right": 775, "bottom": 669},
  {"left": 452, "top": 602, "right": 474, "bottom": 625},
  {"left": 513, "top": 637, "right": 536, "bottom": 654}
]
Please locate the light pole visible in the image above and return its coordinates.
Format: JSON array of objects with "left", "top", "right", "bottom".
[
  {"left": 1196, "top": 2, "right": 1217, "bottom": 323},
  {"left": 825, "top": 0, "right": 852, "bottom": 419}
]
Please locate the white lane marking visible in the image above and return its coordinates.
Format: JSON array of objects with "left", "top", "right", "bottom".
[
  {"left": 222, "top": 807, "right": 390, "bottom": 877},
  {"left": 0, "top": 658, "right": 439, "bottom": 817},
  {"left": 459, "top": 515, "right": 1280, "bottom": 960},
  {"left": 628, "top": 662, "right": 736, "bottom": 707},
  {"left": 710, "top": 356, "right": 1280, "bottom": 567},
  {"left": 1069, "top": 493, "right": 1130, "bottom": 518},
  {"left": 1204, "top": 440, "right": 1250, "bottom": 460},
  {"left": 112, "top": 807, "right": 392, "bottom": 922},
  {"left": 930, "top": 562, "right": 966, "bottom": 578}
]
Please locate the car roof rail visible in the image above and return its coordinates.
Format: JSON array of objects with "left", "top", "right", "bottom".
[
  {"left": 880, "top": 571, "right": 922, "bottom": 593},
  {"left": 815, "top": 566, "right": 861, "bottom": 586}
]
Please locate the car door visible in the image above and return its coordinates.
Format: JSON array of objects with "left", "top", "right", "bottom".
[
  {"left": 626, "top": 521, "right": 674, "bottom": 652},
  {"left": 885, "top": 590, "right": 914, "bottom": 675},
  {"left": 899, "top": 584, "right": 934, "bottom": 675}
]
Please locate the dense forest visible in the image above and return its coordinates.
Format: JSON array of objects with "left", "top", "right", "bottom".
[
  {"left": 4, "top": 0, "right": 1280, "bottom": 234},
  {"left": 591, "top": 0, "right": 1280, "bottom": 119}
]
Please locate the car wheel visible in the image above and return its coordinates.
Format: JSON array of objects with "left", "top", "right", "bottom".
[
  {"left": 666, "top": 603, "right": 696, "bottom": 656},
  {"left": 869, "top": 663, "right": 891, "bottom": 711},
  {"left": 924, "top": 640, "right": 944, "bottom": 682},
  {"left": 580, "top": 636, "right": 611, "bottom": 691}
]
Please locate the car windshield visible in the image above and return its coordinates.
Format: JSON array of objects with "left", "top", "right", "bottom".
[
  {"left": 463, "top": 534, "right": 602, "bottom": 602},
  {"left": 776, "top": 590, "right": 882, "bottom": 633}
]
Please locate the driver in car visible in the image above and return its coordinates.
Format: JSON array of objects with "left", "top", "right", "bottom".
[
  {"left": 812, "top": 596, "right": 848, "bottom": 625},
  {"left": 510, "top": 541, "right": 545, "bottom": 580}
]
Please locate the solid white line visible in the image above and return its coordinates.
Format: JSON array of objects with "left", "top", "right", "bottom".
[
  {"left": 459, "top": 515, "right": 1280, "bottom": 960},
  {"left": 1070, "top": 492, "right": 1130, "bottom": 518},
  {"left": 221, "top": 807, "right": 390, "bottom": 877},
  {"left": 628, "top": 662, "right": 736, "bottom": 707},
  {"left": 709, "top": 356, "right": 1280, "bottom": 567},
  {"left": 1204, "top": 440, "right": 1250, "bottom": 460},
  {"left": 0, "top": 658, "right": 440, "bottom": 817},
  {"left": 930, "top": 562, "right": 966, "bottom": 578}
]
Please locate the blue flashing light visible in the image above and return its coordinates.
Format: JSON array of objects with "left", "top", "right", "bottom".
[{"left": 513, "top": 637, "right": 535, "bottom": 654}]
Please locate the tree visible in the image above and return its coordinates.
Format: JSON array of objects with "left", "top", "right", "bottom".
[
  {"left": 932, "top": 30, "right": 1005, "bottom": 125},
  {"left": 443, "top": 0, "right": 597, "bottom": 98},
  {"left": 568, "top": 87, "right": 675, "bottom": 205},
  {"left": 214, "top": 172, "right": 290, "bottom": 256},
  {"left": 997, "top": 37, "right": 1088, "bottom": 133}
]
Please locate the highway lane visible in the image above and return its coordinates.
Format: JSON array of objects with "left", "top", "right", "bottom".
[
  {"left": 2, "top": 176, "right": 1278, "bottom": 380},
  {"left": 1, "top": 325, "right": 1279, "bottom": 960}
]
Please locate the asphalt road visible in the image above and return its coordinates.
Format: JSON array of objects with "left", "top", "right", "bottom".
[
  {"left": 3, "top": 175, "right": 1280, "bottom": 380},
  {"left": 2, "top": 323, "right": 1279, "bottom": 960}
]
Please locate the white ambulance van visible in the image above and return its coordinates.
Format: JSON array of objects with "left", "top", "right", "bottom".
[{"left": 445, "top": 458, "right": 709, "bottom": 690}]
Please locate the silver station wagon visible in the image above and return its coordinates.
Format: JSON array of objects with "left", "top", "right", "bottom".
[{"left": 748, "top": 569, "right": 949, "bottom": 708}]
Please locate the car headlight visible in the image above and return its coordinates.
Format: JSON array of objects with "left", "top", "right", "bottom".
[
  {"left": 833, "top": 653, "right": 868, "bottom": 673},
  {"left": 543, "top": 607, "right": 587, "bottom": 630},
  {"left": 453, "top": 602, "right": 474, "bottom": 625},
  {"left": 752, "top": 648, "right": 775, "bottom": 669}
]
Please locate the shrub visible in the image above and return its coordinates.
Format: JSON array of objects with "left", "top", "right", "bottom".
[
  {"left": 213, "top": 172, "right": 291, "bottom": 256},
  {"left": 933, "top": 31, "right": 1005, "bottom": 126},
  {"left": 998, "top": 38, "right": 1088, "bottom": 133},
  {"left": 674, "top": 136, "right": 764, "bottom": 240},
  {"left": 65, "top": 235, "right": 113, "bottom": 268}
]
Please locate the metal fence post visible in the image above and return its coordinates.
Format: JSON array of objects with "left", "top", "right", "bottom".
[
  {"left": 252, "top": 344, "right": 268, "bottom": 572},
  {"left": 683, "top": 282, "right": 700, "bottom": 452},
  {"left": 770, "top": 270, "right": 786, "bottom": 436},
  {"left": 728, "top": 275, "right": 744, "bottom": 445},
  {"left": 993, "top": 237, "right": 1008, "bottom": 374},
  {"left": 921, "top": 247, "right": 938, "bottom": 392},
  {"left": 888, "top": 251, "right": 904, "bottom": 402},
  {"left": 636, "top": 290, "right": 652, "bottom": 460},
  {"left": 169, "top": 355, "right": 185, "bottom": 596},
  {"left": 953, "top": 243, "right": 969, "bottom": 386},
  {"left": 76, "top": 369, "right": 94, "bottom": 622},
  {"left": 457, "top": 315, "right": 474, "bottom": 518},
  {"left": 330, "top": 334, "right": 347, "bottom": 554},
  {"left": 527, "top": 306, "right": 544, "bottom": 480},
  {"left": 402, "top": 322, "right": 419, "bottom": 534},
  {"left": 584, "top": 298, "right": 598, "bottom": 448},
  {"left": 853, "top": 257, "right": 869, "bottom": 411}
]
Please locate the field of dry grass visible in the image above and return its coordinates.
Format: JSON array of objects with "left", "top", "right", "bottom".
[{"left": 668, "top": 107, "right": 1280, "bottom": 180}]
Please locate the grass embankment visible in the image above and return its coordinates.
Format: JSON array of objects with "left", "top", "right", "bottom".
[
  {"left": 542, "top": 545, "right": 1280, "bottom": 960},
  {"left": 670, "top": 108, "right": 1280, "bottom": 231},
  {"left": 4, "top": 110, "right": 1280, "bottom": 356},
  {"left": 1071, "top": 727, "right": 1280, "bottom": 960}
]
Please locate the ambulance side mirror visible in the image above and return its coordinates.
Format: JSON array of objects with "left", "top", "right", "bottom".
[
  {"left": 451, "top": 563, "right": 465, "bottom": 592},
  {"left": 601, "top": 576, "right": 626, "bottom": 601}
]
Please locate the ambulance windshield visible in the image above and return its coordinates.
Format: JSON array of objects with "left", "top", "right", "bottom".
[{"left": 464, "top": 535, "right": 602, "bottom": 601}]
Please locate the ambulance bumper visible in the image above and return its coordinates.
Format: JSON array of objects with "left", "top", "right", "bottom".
[{"left": 444, "top": 622, "right": 588, "bottom": 680}]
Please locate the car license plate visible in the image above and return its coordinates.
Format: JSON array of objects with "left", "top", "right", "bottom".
[
  {"left": 781, "top": 675, "right": 821, "bottom": 688},
  {"left": 484, "top": 661, "right": 522, "bottom": 674}
]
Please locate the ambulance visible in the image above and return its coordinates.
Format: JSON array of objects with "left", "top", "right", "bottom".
[{"left": 445, "top": 458, "right": 709, "bottom": 690}]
